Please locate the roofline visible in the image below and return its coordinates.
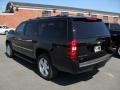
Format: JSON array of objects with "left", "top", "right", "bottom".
[
  {"left": 26, "top": 16, "right": 102, "bottom": 21},
  {"left": 7, "top": 1, "right": 120, "bottom": 16}
]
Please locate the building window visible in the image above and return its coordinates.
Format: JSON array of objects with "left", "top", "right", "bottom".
[
  {"left": 42, "top": 10, "right": 51, "bottom": 17},
  {"left": 77, "top": 13, "right": 84, "bottom": 16},
  {"left": 61, "top": 12, "right": 69, "bottom": 16},
  {"left": 113, "top": 17, "right": 118, "bottom": 23},
  {"left": 103, "top": 16, "right": 108, "bottom": 23},
  {"left": 91, "top": 15, "right": 97, "bottom": 18}
]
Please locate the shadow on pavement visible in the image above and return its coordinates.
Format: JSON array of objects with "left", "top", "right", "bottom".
[
  {"left": 12, "top": 56, "right": 38, "bottom": 73},
  {"left": 52, "top": 70, "right": 99, "bottom": 86},
  {"left": 112, "top": 54, "right": 120, "bottom": 59},
  {"left": 6, "top": 54, "right": 99, "bottom": 86}
]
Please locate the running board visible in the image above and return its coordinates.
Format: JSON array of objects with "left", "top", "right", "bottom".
[{"left": 14, "top": 53, "right": 35, "bottom": 64}]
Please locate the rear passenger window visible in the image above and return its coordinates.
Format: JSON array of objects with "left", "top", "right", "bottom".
[
  {"left": 25, "top": 21, "right": 38, "bottom": 36},
  {"left": 39, "top": 20, "right": 67, "bottom": 42}
]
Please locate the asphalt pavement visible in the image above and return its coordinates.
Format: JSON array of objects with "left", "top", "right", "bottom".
[{"left": 0, "top": 35, "right": 120, "bottom": 90}]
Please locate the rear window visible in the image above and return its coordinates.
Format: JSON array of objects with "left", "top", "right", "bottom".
[
  {"left": 38, "top": 20, "right": 67, "bottom": 42},
  {"left": 110, "top": 24, "right": 120, "bottom": 31},
  {"left": 72, "top": 18, "right": 110, "bottom": 39}
]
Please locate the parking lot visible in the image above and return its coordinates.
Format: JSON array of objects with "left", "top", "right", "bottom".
[{"left": 0, "top": 35, "right": 120, "bottom": 90}]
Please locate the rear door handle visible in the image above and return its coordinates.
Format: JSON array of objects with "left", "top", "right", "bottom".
[{"left": 52, "top": 44, "right": 60, "bottom": 48}]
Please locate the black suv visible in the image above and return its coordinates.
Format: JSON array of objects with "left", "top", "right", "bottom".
[
  {"left": 105, "top": 23, "right": 120, "bottom": 56},
  {"left": 6, "top": 16, "right": 112, "bottom": 80}
]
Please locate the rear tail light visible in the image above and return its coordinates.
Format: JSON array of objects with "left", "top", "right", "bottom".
[{"left": 68, "top": 40, "right": 77, "bottom": 61}]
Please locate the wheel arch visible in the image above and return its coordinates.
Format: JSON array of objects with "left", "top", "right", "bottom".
[{"left": 35, "top": 48, "right": 51, "bottom": 60}]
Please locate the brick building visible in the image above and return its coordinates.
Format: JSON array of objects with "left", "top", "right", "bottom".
[{"left": 0, "top": 1, "right": 120, "bottom": 28}]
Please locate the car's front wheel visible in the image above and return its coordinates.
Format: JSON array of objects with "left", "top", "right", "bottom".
[
  {"left": 6, "top": 43, "right": 13, "bottom": 57},
  {"left": 37, "top": 54, "right": 58, "bottom": 80},
  {"left": 5, "top": 31, "right": 8, "bottom": 35}
]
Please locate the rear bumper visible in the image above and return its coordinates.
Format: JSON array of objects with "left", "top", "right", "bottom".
[
  {"left": 79, "top": 54, "right": 111, "bottom": 68},
  {"left": 58, "top": 54, "right": 112, "bottom": 74}
]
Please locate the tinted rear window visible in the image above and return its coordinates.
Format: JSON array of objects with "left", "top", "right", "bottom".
[
  {"left": 110, "top": 24, "right": 120, "bottom": 31},
  {"left": 38, "top": 20, "right": 67, "bottom": 42},
  {"left": 25, "top": 21, "right": 38, "bottom": 36},
  {"left": 72, "top": 19, "right": 110, "bottom": 39}
]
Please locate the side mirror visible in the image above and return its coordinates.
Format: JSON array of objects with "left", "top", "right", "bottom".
[{"left": 8, "top": 30, "right": 15, "bottom": 34}]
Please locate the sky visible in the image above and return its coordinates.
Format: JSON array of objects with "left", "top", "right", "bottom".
[{"left": 0, "top": 0, "right": 120, "bottom": 13}]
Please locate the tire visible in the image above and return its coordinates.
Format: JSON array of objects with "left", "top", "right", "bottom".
[
  {"left": 37, "top": 54, "right": 58, "bottom": 80},
  {"left": 5, "top": 31, "right": 8, "bottom": 35},
  {"left": 116, "top": 46, "right": 120, "bottom": 56},
  {"left": 6, "top": 43, "right": 14, "bottom": 58}
]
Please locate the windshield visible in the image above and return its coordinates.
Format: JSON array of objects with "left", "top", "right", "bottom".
[{"left": 72, "top": 19, "right": 110, "bottom": 39}]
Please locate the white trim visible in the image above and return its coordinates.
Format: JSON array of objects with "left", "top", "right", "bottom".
[
  {"left": 91, "top": 14, "right": 119, "bottom": 17},
  {"left": 0, "top": 13, "right": 14, "bottom": 15},
  {"left": 72, "top": 11, "right": 86, "bottom": 14},
  {"left": 112, "top": 16, "right": 119, "bottom": 18},
  {"left": 102, "top": 14, "right": 120, "bottom": 17},
  {"left": 42, "top": 9, "right": 53, "bottom": 11},
  {"left": 91, "top": 13, "right": 100, "bottom": 15},
  {"left": 60, "top": 10, "right": 69, "bottom": 12},
  {"left": 102, "top": 14, "right": 119, "bottom": 17},
  {"left": 103, "top": 15, "right": 109, "bottom": 17},
  {"left": 19, "top": 7, "right": 89, "bottom": 14},
  {"left": 19, "top": 7, "right": 54, "bottom": 11},
  {"left": 59, "top": 9, "right": 88, "bottom": 13},
  {"left": 19, "top": 7, "right": 41, "bottom": 11}
]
